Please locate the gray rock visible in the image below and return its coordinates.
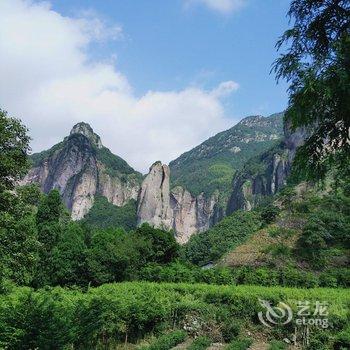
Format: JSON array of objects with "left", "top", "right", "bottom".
[
  {"left": 20, "top": 124, "right": 140, "bottom": 220},
  {"left": 226, "top": 123, "right": 307, "bottom": 215},
  {"left": 137, "top": 162, "right": 222, "bottom": 243}
]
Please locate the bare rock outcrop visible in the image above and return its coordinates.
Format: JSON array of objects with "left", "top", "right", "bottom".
[
  {"left": 137, "top": 162, "right": 222, "bottom": 243},
  {"left": 226, "top": 123, "right": 308, "bottom": 214},
  {"left": 21, "top": 123, "right": 141, "bottom": 220}
]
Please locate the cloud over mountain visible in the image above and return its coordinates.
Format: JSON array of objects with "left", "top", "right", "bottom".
[{"left": 0, "top": 0, "right": 239, "bottom": 172}]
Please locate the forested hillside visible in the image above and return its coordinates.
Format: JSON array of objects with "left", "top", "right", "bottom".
[
  {"left": 169, "top": 113, "right": 284, "bottom": 202},
  {"left": 0, "top": 0, "right": 349, "bottom": 348}
]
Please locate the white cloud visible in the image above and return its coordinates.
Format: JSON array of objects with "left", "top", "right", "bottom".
[
  {"left": 0, "top": 0, "right": 239, "bottom": 173},
  {"left": 185, "top": 0, "right": 246, "bottom": 14}
]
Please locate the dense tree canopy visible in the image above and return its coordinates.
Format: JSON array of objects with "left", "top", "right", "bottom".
[
  {"left": 0, "top": 109, "right": 30, "bottom": 191},
  {"left": 274, "top": 0, "right": 350, "bottom": 180}
]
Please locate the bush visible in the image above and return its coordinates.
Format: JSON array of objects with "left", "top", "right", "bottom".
[
  {"left": 334, "top": 327, "right": 350, "bottom": 350},
  {"left": 183, "top": 211, "right": 262, "bottom": 266},
  {"left": 268, "top": 340, "right": 287, "bottom": 350},
  {"left": 187, "top": 336, "right": 211, "bottom": 350},
  {"left": 0, "top": 282, "right": 348, "bottom": 349},
  {"left": 260, "top": 205, "right": 281, "bottom": 225},
  {"left": 221, "top": 320, "right": 241, "bottom": 342},
  {"left": 225, "top": 338, "right": 252, "bottom": 350},
  {"left": 140, "top": 330, "right": 187, "bottom": 350}
]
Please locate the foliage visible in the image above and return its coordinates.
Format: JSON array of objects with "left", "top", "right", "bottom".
[
  {"left": 296, "top": 191, "right": 350, "bottom": 268},
  {"left": 268, "top": 340, "right": 287, "bottom": 350},
  {"left": 0, "top": 282, "right": 349, "bottom": 349},
  {"left": 133, "top": 224, "right": 180, "bottom": 264},
  {"left": 334, "top": 327, "right": 350, "bottom": 350},
  {"left": 0, "top": 112, "right": 37, "bottom": 288},
  {"left": 86, "top": 228, "right": 136, "bottom": 285},
  {"left": 51, "top": 222, "right": 89, "bottom": 286},
  {"left": 273, "top": 0, "right": 350, "bottom": 181},
  {"left": 95, "top": 146, "right": 142, "bottom": 178},
  {"left": 182, "top": 211, "right": 262, "bottom": 266},
  {"left": 33, "top": 190, "right": 68, "bottom": 287},
  {"left": 260, "top": 205, "right": 281, "bottom": 226},
  {"left": 0, "top": 190, "right": 39, "bottom": 286},
  {"left": 82, "top": 196, "right": 137, "bottom": 231},
  {"left": 169, "top": 113, "right": 283, "bottom": 198},
  {"left": 225, "top": 338, "right": 252, "bottom": 350},
  {"left": 140, "top": 330, "right": 187, "bottom": 350},
  {"left": 0, "top": 109, "right": 30, "bottom": 191},
  {"left": 187, "top": 336, "right": 211, "bottom": 350}
]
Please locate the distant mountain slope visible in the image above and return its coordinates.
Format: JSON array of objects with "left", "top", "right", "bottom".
[
  {"left": 226, "top": 119, "right": 307, "bottom": 214},
  {"left": 169, "top": 113, "right": 284, "bottom": 202},
  {"left": 21, "top": 122, "right": 142, "bottom": 220}
]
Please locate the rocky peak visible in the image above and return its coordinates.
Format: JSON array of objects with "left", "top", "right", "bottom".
[
  {"left": 137, "top": 162, "right": 222, "bottom": 244},
  {"left": 238, "top": 115, "right": 265, "bottom": 127},
  {"left": 70, "top": 122, "right": 103, "bottom": 149},
  {"left": 21, "top": 122, "right": 141, "bottom": 220}
]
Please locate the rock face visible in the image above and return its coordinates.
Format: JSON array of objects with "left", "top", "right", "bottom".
[
  {"left": 226, "top": 122, "right": 307, "bottom": 214},
  {"left": 21, "top": 123, "right": 142, "bottom": 220},
  {"left": 137, "top": 162, "right": 222, "bottom": 243}
]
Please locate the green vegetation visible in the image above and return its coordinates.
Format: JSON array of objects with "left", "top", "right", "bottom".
[
  {"left": 82, "top": 196, "right": 137, "bottom": 231},
  {"left": 0, "top": 109, "right": 30, "bottom": 191},
  {"left": 138, "top": 263, "right": 350, "bottom": 288},
  {"left": 182, "top": 210, "right": 262, "bottom": 266},
  {"left": 273, "top": 0, "right": 350, "bottom": 181},
  {"left": 140, "top": 330, "right": 187, "bottom": 350},
  {"left": 1, "top": 282, "right": 348, "bottom": 349},
  {"left": 225, "top": 338, "right": 252, "bottom": 350},
  {"left": 169, "top": 113, "right": 283, "bottom": 199},
  {"left": 30, "top": 140, "right": 64, "bottom": 167},
  {"left": 96, "top": 146, "right": 142, "bottom": 179},
  {"left": 187, "top": 336, "right": 211, "bottom": 350},
  {"left": 268, "top": 340, "right": 287, "bottom": 350}
]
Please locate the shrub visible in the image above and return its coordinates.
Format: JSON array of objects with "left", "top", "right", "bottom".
[
  {"left": 260, "top": 205, "right": 281, "bottom": 225},
  {"left": 225, "top": 338, "right": 252, "bottom": 350},
  {"left": 221, "top": 320, "right": 241, "bottom": 342},
  {"left": 187, "top": 336, "right": 211, "bottom": 350},
  {"left": 183, "top": 211, "right": 262, "bottom": 266},
  {"left": 140, "top": 330, "right": 187, "bottom": 350},
  {"left": 334, "top": 327, "right": 350, "bottom": 350},
  {"left": 268, "top": 340, "right": 287, "bottom": 350}
]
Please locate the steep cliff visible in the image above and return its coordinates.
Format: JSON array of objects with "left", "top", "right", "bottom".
[
  {"left": 137, "top": 162, "right": 222, "bottom": 243},
  {"left": 21, "top": 123, "right": 142, "bottom": 220},
  {"left": 226, "top": 122, "right": 307, "bottom": 214}
]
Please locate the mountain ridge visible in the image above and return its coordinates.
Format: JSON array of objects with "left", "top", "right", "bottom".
[
  {"left": 169, "top": 112, "right": 284, "bottom": 204},
  {"left": 21, "top": 113, "right": 288, "bottom": 242}
]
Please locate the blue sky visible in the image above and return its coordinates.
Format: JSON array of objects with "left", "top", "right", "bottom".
[
  {"left": 52, "top": 0, "right": 290, "bottom": 117},
  {"left": 0, "top": 0, "right": 291, "bottom": 172}
]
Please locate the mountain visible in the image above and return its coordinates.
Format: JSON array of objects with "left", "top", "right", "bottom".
[
  {"left": 20, "top": 113, "right": 288, "bottom": 243},
  {"left": 21, "top": 122, "right": 143, "bottom": 220},
  {"left": 169, "top": 113, "right": 284, "bottom": 204},
  {"left": 226, "top": 120, "right": 307, "bottom": 214},
  {"left": 137, "top": 161, "right": 222, "bottom": 243}
]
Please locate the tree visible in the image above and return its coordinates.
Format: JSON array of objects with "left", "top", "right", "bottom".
[
  {"left": 0, "top": 193, "right": 39, "bottom": 285},
  {"left": 36, "top": 189, "right": 66, "bottom": 226},
  {"left": 132, "top": 224, "right": 179, "bottom": 264},
  {"left": 34, "top": 190, "right": 67, "bottom": 287},
  {"left": 0, "top": 109, "right": 30, "bottom": 191},
  {"left": 51, "top": 222, "right": 89, "bottom": 286},
  {"left": 273, "top": 0, "right": 350, "bottom": 181},
  {"left": 0, "top": 112, "right": 38, "bottom": 287},
  {"left": 86, "top": 228, "right": 133, "bottom": 285}
]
